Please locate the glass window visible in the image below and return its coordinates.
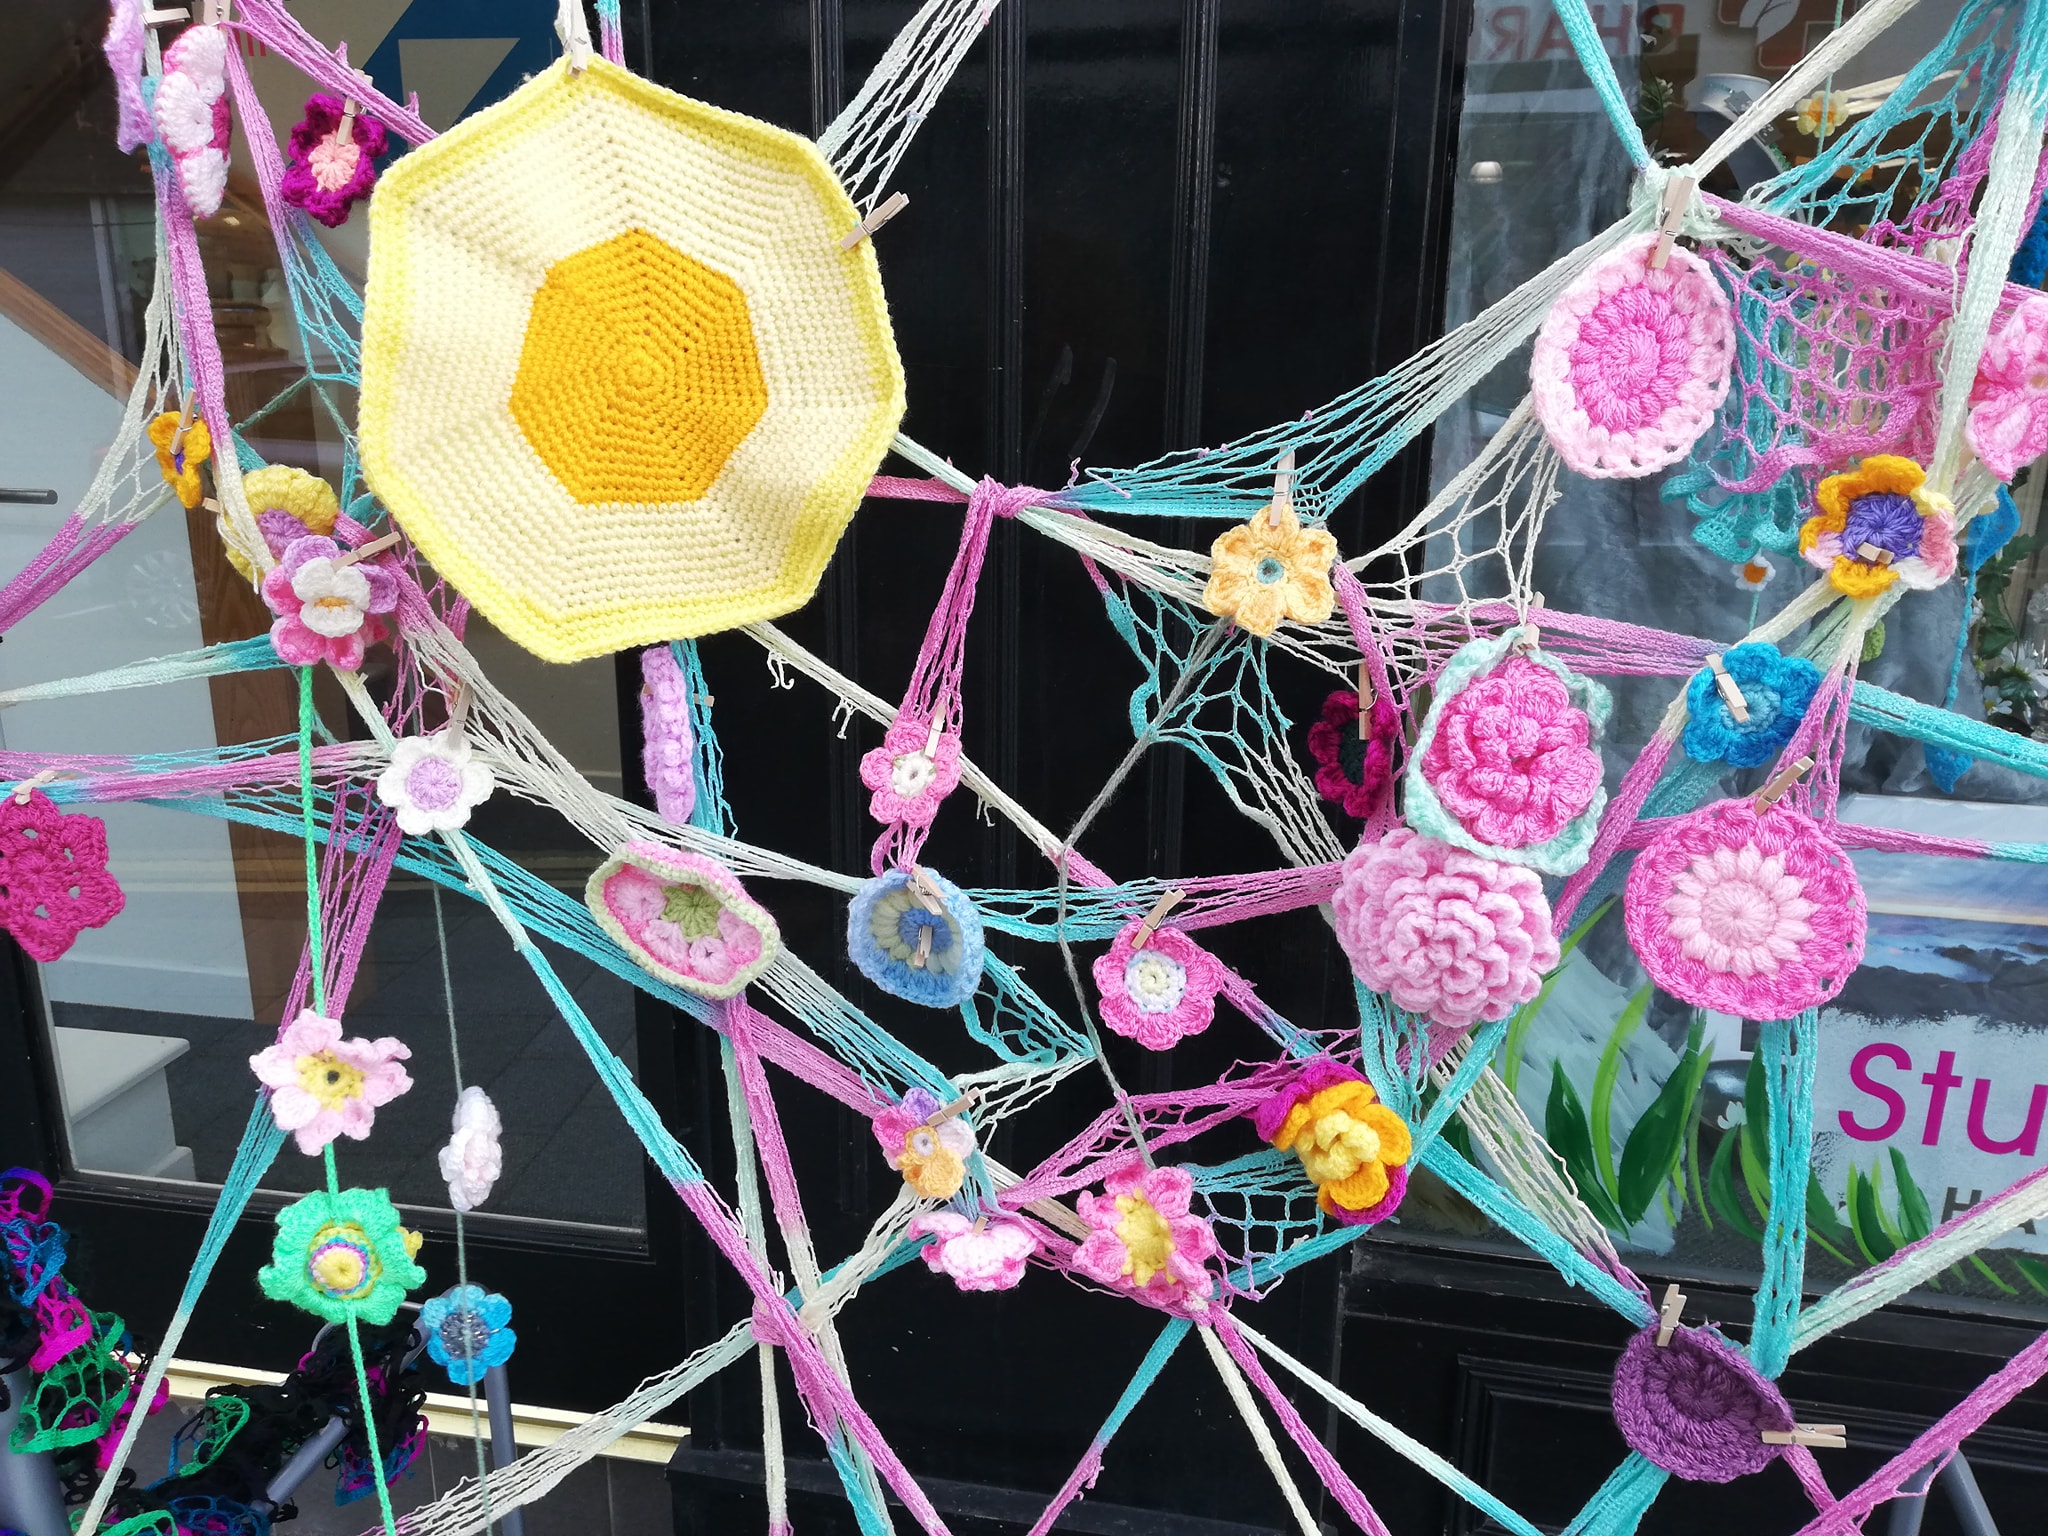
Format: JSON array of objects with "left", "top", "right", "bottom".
[{"left": 1399, "top": 0, "right": 2048, "bottom": 1312}]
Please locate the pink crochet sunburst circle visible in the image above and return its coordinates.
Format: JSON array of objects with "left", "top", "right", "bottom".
[
  {"left": 1531, "top": 232, "right": 1734, "bottom": 479},
  {"left": 1624, "top": 799, "right": 1865, "bottom": 1018}
]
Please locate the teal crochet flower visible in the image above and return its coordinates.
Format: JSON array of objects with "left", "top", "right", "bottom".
[
  {"left": 1403, "top": 626, "right": 1611, "bottom": 877},
  {"left": 1681, "top": 643, "right": 1821, "bottom": 770},
  {"left": 257, "top": 1187, "right": 425, "bottom": 1327},
  {"left": 418, "top": 1283, "right": 516, "bottom": 1386}
]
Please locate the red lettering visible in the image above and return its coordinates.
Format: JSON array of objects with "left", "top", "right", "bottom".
[
  {"left": 1485, "top": 7, "right": 1529, "bottom": 62},
  {"left": 1922, "top": 1049, "right": 1963, "bottom": 1146},
  {"left": 1592, "top": 4, "right": 1636, "bottom": 53},
  {"left": 1840, "top": 1043, "right": 1910, "bottom": 1141},
  {"left": 1534, "top": 12, "right": 1572, "bottom": 59},
  {"left": 1967, "top": 1079, "right": 2048, "bottom": 1156}
]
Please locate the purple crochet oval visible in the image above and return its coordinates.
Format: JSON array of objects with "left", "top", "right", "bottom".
[{"left": 1609, "top": 1325, "right": 1793, "bottom": 1482}]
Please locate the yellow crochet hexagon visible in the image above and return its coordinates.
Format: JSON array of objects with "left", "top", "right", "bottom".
[
  {"left": 509, "top": 230, "right": 769, "bottom": 506},
  {"left": 358, "top": 58, "right": 905, "bottom": 662}
]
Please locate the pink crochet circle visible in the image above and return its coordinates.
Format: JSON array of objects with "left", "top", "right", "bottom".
[
  {"left": 1420, "top": 655, "right": 1602, "bottom": 848},
  {"left": 1624, "top": 799, "right": 1865, "bottom": 1018},
  {"left": 1531, "top": 233, "right": 1734, "bottom": 479},
  {"left": 1331, "top": 828, "right": 1559, "bottom": 1032}
]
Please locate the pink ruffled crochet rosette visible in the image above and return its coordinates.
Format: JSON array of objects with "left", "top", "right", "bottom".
[
  {"left": 1624, "top": 799, "right": 1865, "bottom": 1018},
  {"left": 1420, "top": 654, "right": 1603, "bottom": 850},
  {"left": 1610, "top": 1324, "right": 1793, "bottom": 1482},
  {"left": 1531, "top": 232, "right": 1734, "bottom": 479},
  {"left": 1090, "top": 919, "right": 1225, "bottom": 1050},
  {"left": 587, "top": 842, "right": 779, "bottom": 999},
  {"left": 1331, "top": 828, "right": 1559, "bottom": 1037}
]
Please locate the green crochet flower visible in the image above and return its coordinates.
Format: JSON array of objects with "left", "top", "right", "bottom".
[{"left": 258, "top": 1187, "right": 425, "bottom": 1326}]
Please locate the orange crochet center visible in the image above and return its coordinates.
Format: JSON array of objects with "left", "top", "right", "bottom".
[{"left": 510, "top": 228, "right": 769, "bottom": 505}]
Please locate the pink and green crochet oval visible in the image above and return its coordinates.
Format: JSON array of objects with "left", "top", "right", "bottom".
[
  {"left": 587, "top": 843, "right": 779, "bottom": 1000},
  {"left": 1623, "top": 798, "right": 1866, "bottom": 1019},
  {"left": 1404, "top": 626, "right": 1610, "bottom": 877},
  {"left": 1531, "top": 232, "right": 1734, "bottom": 479}
]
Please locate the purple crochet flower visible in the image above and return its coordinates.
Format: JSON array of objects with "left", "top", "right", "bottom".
[
  {"left": 281, "top": 94, "right": 388, "bottom": 228},
  {"left": 1610, "top": 1324, "right": 1793, "bottom": 1482},
  {"left": 260, "top": 534, "right": 399, "bottom": 671}
]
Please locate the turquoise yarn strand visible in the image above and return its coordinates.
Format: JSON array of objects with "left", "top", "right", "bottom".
[
  {"left": 1749, "top": 1011, "right": 1818, "bottom": 1380},
  {"left": 1562, "top": 1454, "right": 1670, "bottom": 1536},
  {"left": 1549, "top": 0, "right": 1653, "bottom": 169}
]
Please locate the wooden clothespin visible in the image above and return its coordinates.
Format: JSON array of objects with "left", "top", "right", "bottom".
[
  {"left": 334, "top": 530, "right": 402, "bottom": 567},
  {"left": 1762, "top": 1425, "right": 1846, "bottom": 1449},
  {"left": 556, "top": 0, "right": 593, "bottom": 73},
  {"left": 143, "top": 5, "right": 192, "bottom": 26},
  {"left": 169, "top": 391, "right": 197, "bottom": 459},
  {"left": 1754, "top": 754, "right": 1814, "bottom": 811},
  {"left": 907, "top": 865, "right": 947, "bottom": 915},
  {"left": 1655, "top": 1284, "right": 1686, "bottom": 1347},
  {"left": 12, "top": 768, "right": 62, "bottom": 805},
  {"left": 923, "top": 1088, "right": 977, "bottom": 1126},
  {"left": 339, "top": 68, "right": 374, "bottom": 137},
  {"left": 1650, "top": 174, "right": 1695, "bottom": 270},
  {"left": 1705, "top": 654, "right": 1750, "bottom": 724},
  {"left": 200, "top": 0, "right": 231, "bottom": 25},
  {"left": 1130, "top": 888, "right": 1184, "bottom": 950},
  {"left": 1357, "top": 660, "right": 1375, "bottom": 733},
  {"left": 1268, "top": 449, "right": 1296, "bottom": 529},
  {"left": 912, "top": 925, "right": 933, "bottom": 969},
  {"left": 924, "top": 713, "right": 945, "bottom": 758},
  {"left": 1855, "top": 542, "right": 1895, "bottom": 566},
  {"left": 840, "top": 191, "right": 910, "bottom": 251}
]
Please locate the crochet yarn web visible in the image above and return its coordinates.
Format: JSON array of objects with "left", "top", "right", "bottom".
[{"left": 12, "top": 3, "right": 2048, "bottom": 1536}]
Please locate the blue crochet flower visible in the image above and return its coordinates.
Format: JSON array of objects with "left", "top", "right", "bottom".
[
  {"left": 848, "top": 867, "right": 985, "bottom": 1007},
  {"left": 2011, "top": 199, "right": 2048, "bottom": 288},
  {"left": 1682, "top": 643, "right": 1822, "bottom": 769},
  {"left": 418, "top": 1284, "right": 515, "bottom": 1386}
]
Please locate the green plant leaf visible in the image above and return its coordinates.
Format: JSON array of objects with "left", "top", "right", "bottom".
[
  {"left": 1738, "top": 1101, "right": 1775, "bottom": 1221},
  {"left": 1888, "top": 1148, "right": 1934, "bottom": 1242},
  {"left": 1741, "top": 1049, "right": 1771, "bottom": 1179},
  {"left": 2011, "top": 1254, "right": 2048, "bottom": 1297},
  {"left": 1804, "top": 1174, "right": 1854, "bottom": 1265},
  {"left": 1968, "top": 1252, "right": 2020, "bottom": 1296},
  {"left": 1546, "top": 1061, "right": 1626, "bottom": 1230},
  {"left": 1708, "top": 1129, "right": 1764, "bottom": 1242},
  {"left": 1501, "top": 897, "right": 1613, "bottom": 1097},
  {"left": 1847, "top": 1166, "right": 1899, "bottom": 1265},
  {"left": 1590, "top": 985, "right": 1651, "bottom": 1199},
  {"left": 1619, "top": 1041, "right": 1706, "bottom": 1226}
]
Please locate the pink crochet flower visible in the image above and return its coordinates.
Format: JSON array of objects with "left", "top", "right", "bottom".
[
  {"left": 1967, "top": 296, "right": 2048, "bottom": 481},
  {"left": 281, "top": 94, "right": 389, "bottom": 228},
  {"left": 1624, "top": 799, "right": 1865, "bottom": 1018},
  {"left": 639, "top": 646, "right": 697, "bottom": 825},
  {"left": 260, "top": 535, "right": 398, "bottom": 671},
  {"left": 909, "top": 1212, "right": 1037, "bottom": 1292},
  {"left": 1306, "top": 688, "right": 1399, "bottom": 818},
  {"left": 0, "top": 791, "right": 126, "bottom": 962},
  {"left": 1331, "top": 828, "right": 1559, "bottom": 1032},
  {"left": 1091, "top": 920, "right": 1224, "bottom": 1050},
  {"left": 1073, "top": 1163, "right": 1219, "bottom": 1304},
  {"left": 1421, "top": 655, "right": 1602, "bottom": 849},
  {"left": 1531, "top": 232, "right": 1734, "bottom": 478},
  {"left": 859, "top": 716, "right": 964, "bottom": 830},
  {"left": 249, "top": 1009, "right": 413, "bottom": 1156}
]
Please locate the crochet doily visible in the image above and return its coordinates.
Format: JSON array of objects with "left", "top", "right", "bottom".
[
  {"left": 1610, "top": 1325, "right": 1793, "bottom": 1483},
  {"left": 1531, "top": 232, "right": 1734, "bottom": 479},
  {"left": 1624, "top": 798, "right": 1867, "bottom": 1018}
]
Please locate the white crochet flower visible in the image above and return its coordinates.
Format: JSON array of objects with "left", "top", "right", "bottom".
[
  {"left": 291, "top": 556, "right": 375, "bottom": 637},
  {"left": 889, "top": 749, "right": 936, "bottom": 799},
  {"left": 153, "top": 70, "right": 218, "bottom": 154},
  {"left": 1663, "top": 845, "right": 1815, "bottom": 978},
  {"left": 438, "top": 1086, "right": 503, "bottom": 1213},
  {"left": 180, "top": 148, "right": 229, "bottom": 217},
  {"left": 376, "top": 731, "right": 495, "bottom": 835},
  {"left": 1122, "top": 949, "right": 1188, "bottom": 1015}
]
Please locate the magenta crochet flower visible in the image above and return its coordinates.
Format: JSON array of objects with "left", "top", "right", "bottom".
[
  {"left": 1420, "top": 655, "right": 1602, "bottom": 849},
  {"left": 909, "top": 1212, "right": 1037, "bottom": 1292},
  {"left": 859, "top": 716, "right": 964, "bottom": 830},
  {"left": 1306, "top": 689, "right": 1399, "bottom": 817},
  {"left": 1073, "top": 1162, "right": 1219, "bottom": 1304},
  {"left": 1624, "top": 799, "right": 1865, "bottom": 1019},
  {"left": 0, "top": 791, "right": 126, "bottom": 962},
  {"left": 1530, "top": 232, "right": 1734, "bottom": 478},
  {"left": 260, "top": 535, "right": 398, "bottom": 671},
  {"left": 1967, "top": 296, "right": 2048, "bottom": 481},
  {"left": 1090, "top": 920, "right": 1224, "bottom": 1050},
  {"left": 281, "top": 94, "right": 389, "bottom": 229},
  {"left": 249, "top": 1009, "right": 413, "bottom": 1156},
  {"left": 1331, "top": 828, "right": 1559, "bottom": 1032}
]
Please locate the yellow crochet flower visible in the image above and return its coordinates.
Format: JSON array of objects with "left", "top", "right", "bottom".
[
  {"left": 1202, "top": 502, "right": 1338, "bottom": 638},
  {"left": 1270, "top": 1077, "right": 1412, "bottom": 1216},
  {"left": 1794, "top": 93, "right": 1847, "bottom": 138},
  {"left": 1800, "top": 455, "right": 1958, "bottom": 599},
  {"left": 146, "top": 410, "right": 212, "bottom": 509},
  {"left": 894, "top": 1123, "right": 967, "bottom": 1200},
  {"left": 222, "top": 465, "right": 340, "bottom": 583}
]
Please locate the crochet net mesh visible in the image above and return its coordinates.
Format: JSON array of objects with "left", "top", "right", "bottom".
[{"left": 17, "top": 2, "right": 2048, "bottom": 1536}]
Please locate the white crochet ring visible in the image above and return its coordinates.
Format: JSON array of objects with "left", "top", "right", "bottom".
[{"left": 1530, "top": 232, "right": 1734, "bottom": 480}]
